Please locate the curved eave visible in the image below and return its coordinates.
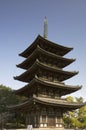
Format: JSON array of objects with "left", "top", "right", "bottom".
[
  {"left": 19, "top": 35, "right": 73, "bottom": 58},
  {"left": 14, "top": 60, "right": 78, "bottom": 82},
  {"left": 34, "top": 97, "right": 85, "bottom": 110},
  {"left": 17, "top": 45, "right": 75, "bottom": 69},
  {"left": 17, "top": 47, "right": 38, "bottom": 69},
  {"left": 14, "top": 77, "right": 81, "bottom": 97},
  {"left": 8, "top": 96, "right": 85, "bottom": 111},
  {"left": 14, "top": 78, "right": 36, "bottom": 96},
  {"left": 35, "top": 77, "right": 81, "bottom": 95},
  {"left": 37, "top": 61, "right": 78, "bottom": 81},
  {"left": 19, "top": 35, "right": 38, "bottom": 58},
  {"left": 14, "top": 61, "right": 38, "bottom": 82}
]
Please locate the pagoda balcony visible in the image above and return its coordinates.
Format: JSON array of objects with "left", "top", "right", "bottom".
[{"left": 39, "top": 77, "right": 63, "bottom": 83}]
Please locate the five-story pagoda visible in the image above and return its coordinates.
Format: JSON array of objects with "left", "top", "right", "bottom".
[{"left": 10, "top": 18, "right": 85, "bottom": 130}]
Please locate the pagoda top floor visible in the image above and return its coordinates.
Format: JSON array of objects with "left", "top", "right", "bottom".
[{"left": 19, "top": 35, "right": 73, "bottom": 58}]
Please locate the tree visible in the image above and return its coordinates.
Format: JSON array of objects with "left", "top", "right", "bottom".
[
  {"left": 75, "top": 97, "right": 83, "bottom": 103},
  {"left": 0, "top": 84, "right": 27, "bottom": 129},
  {"left": 63, "top": 96, "right": 86, "bottom": 129},
  {"left": 78, "top": 105, "right": 86, "bottom": 128},
  {"left": 66, "top": 96, "right": 74, "bottom": 102},
  {"left": 0, "top": 84, "right": 20, "bottom": 113}
]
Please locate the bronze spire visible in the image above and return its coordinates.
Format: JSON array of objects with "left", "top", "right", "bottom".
[{"left": 43, "top": 16, "right": 48, "bottom": 39}]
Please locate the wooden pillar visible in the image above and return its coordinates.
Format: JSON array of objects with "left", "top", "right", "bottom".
[
  {"left": 56, "top": 116, "right": 58, "bottom": 123},
  {"left": 25, "top": 112, "right": 28, "bottom": 126},
  {"left": 34, "top": 115, "right": 36, "bottom": 127},
  {"left": 40, "top": 115, "right": 42, "bottom": 123},
  {"left": 46, "top": 115, "right": 48, "bottom": 122}
]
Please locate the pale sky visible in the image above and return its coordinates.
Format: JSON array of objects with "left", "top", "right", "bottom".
[{"left": 0, "top": 0, "right": 86, "bottom": 100}]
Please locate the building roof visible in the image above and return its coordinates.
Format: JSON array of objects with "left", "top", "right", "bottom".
[
  {"left": 19, "top": 35, "right": 73, "bottom": 58},
  {"left": 14, "top": 60, "right": 78, "bottom": 82},
  {"left": 8, "top": 96, "right": 85, "bottom": 111},
  {"left": 17, "top": 45, "right": 75, "bottom": 69},
  {"left": 14, "top": 76, "right": 81, "bottom": 97}
]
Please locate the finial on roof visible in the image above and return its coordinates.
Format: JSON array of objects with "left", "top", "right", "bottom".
[{"left": 43, "top": 16, "right": 48, "bottom": 39}]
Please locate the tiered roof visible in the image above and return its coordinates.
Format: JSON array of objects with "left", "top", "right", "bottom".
[{"left": 13, "top": 35, "right": 84, "bottom": 110}]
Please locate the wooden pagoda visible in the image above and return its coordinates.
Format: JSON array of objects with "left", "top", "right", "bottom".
[{"left": 10, "top": 34, "right": 85, "bottom": 130}]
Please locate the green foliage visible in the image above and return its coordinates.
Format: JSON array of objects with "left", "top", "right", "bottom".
[
  {"left": 0, "top": 84, "right": 20, "bottom": 113},
  {"left": 0, "top": 84, "right": 27, "bottom": 128},
  {"left": 66, "top": 96, "right": 74, "bottom": 102},
  {"left": 78, "top": 105, "right": 86, "bottom": 128},
  {"left": 75, "top": 97, "right": 84, "bottom": 103},
  {"left": 63, "top": 96, "right": 86, "bottom": 129}
]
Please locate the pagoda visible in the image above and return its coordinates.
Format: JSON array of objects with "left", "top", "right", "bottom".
[{"left": 10, "top": 18, "right": 85, "bottom": 130}]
